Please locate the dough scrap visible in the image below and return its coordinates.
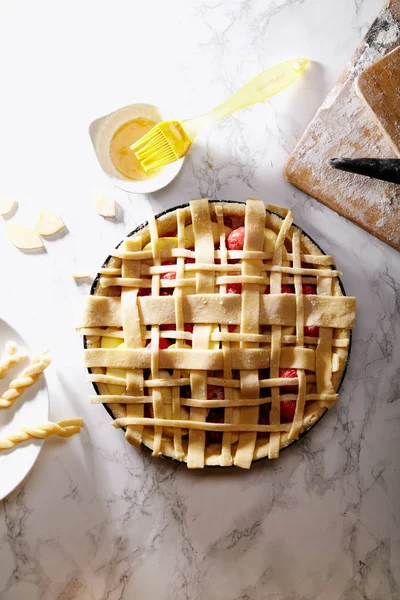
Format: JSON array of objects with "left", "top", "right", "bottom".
[
  {"left": 0, "top": 199, "right": 17, "bottom": 216},
  {"left": 72, "top": 270, "right": 94, "bottom": 279},
  {"left": 36, "top": 210, "right": 65, "bottom": 236},
  {"left": 95, "top": 194, "right": 116, "bottom": 218},
  {"left": 5, "top": 222, "right": 44, "bottom": 250}
]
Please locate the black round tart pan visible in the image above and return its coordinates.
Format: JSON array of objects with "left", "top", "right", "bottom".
[{"left": 84, "top": 200, "right": 352, "bottom": 467}]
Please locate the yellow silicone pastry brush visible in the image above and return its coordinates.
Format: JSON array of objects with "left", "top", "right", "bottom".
[{"left": 131, "top": 58, "right": 308, "bottom": 172}]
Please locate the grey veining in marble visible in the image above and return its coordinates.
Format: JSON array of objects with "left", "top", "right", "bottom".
[{"left": 0, "top": 0, "right": 399, "bottom": 598}]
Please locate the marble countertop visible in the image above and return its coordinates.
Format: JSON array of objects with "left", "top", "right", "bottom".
[{"left": 0, "top": 0, "right": 399, "bottom": 598}]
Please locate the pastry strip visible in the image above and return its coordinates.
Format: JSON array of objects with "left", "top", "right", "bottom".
[
  {"left": 0, "top": 343, "right": 27, "bottom": 379},
  {"left": 187, "top": 199, "right": 215, "bottom": 468},
  {"left": 215, "top": 204, "right": 234, "bottom": 466},
  {"left": 76, "top": 295, "right": 356, "bottom": 329},
  {"left": 0, "top": 351, "right": 51, "bottom": 409},
  {"left": 0, "top": 419, "right": 83, "bottom": 451},
  {"left": 316, "top": 258, "right": 335, "bottom": 407},
  {"left": 293, "top": 230, "right": 305, "bottom": 348},
  {"left": 235, "top": 199, "right": 266, "bottom": 468},
  {"left": 111, "top": 247, "right": 339, "bottom": 270},
  {"left": 113, "top": 417, "right": 291, "bottom": 433},
  {"left": 288, "top": 369, "right": 307, "bottom": 439},
  {"left": 148, "top": 211, "right": 163, "bottom": 455},
  {"left": 85, "top": 347, "right": 274, "bottom": 370},
  {"left": 171, "top": 208, "right": 187, "bottom": 460},
  {"left": 268, "top": 210, "right": 294, "bottom": 458},
  {"left": 92, "top": 392, "right": 338, "bottom": 407},
  {"left": 121, "top": 237, "right": 145, "bottom": 447},
  {"left": 89, "top": 373, "right": 319, "bottom": 389}
]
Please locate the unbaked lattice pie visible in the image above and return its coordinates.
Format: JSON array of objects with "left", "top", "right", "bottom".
[{"left": 76, "top": 199, "right": 356, "bottom": 468}]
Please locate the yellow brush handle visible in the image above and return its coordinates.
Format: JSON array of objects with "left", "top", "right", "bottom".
[{"left": 182, "top": 58, "right": 308, "bottom": 142}]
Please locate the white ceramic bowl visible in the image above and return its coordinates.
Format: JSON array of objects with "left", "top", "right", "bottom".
[{"left": 89, "top": 103, "right": 184, "bottom": 194}]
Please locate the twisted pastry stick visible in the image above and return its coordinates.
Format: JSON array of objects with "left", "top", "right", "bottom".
[
  {"left": 0, "top": 350, "right": 51, "bottom": 409},
  {"left": 0, "top": 418, "right": 84, "bottom": 451},
  {"left": 0, "top": 342, "right": 27, "bottom": 379}
]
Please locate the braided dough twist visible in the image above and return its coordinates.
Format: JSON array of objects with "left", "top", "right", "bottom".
[
  {"left": 0, "top": 419, "right": 84, "bottom": 450},
  {"left": 0, "top": 342, "right": 27, "bottom": 379},
  {"left": 0, "top": 350, "right": 51, "bottom": 409}
]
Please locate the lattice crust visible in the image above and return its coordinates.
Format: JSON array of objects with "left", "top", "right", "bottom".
[{"left": 77, "top": 199, "right": 356, "bottom": 468}]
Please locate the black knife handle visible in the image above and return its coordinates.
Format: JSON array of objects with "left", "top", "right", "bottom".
[{"left": 328, "top": 158, "right": 400, "bottom": 185}]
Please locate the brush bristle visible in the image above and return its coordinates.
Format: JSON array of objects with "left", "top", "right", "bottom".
[
  {"left": 131, "top": 122, "right": 182, "bottom": 171},
  {"left": 135, "top": 128, "right": 173, "bottom": 161},
  {"left": 142, "top": 153, "right": 176, "bottom": 170},
  {"left": 130, "top": 126, "right": 161, "bottom": 151}
]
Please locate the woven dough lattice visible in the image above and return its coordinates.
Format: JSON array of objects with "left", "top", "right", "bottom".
[{"left": 77, "top": 199, "right": 356, "bottom": 468}]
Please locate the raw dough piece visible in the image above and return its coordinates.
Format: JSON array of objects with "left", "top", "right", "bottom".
[
  {"left": 36, "top": 210, "right": 65, "bottom": 236},
  {"left": 5, "top": 222, "right": 44, "bottom": 250},
  {"left": 0, "top": 418, "right": 83, "bottom": 451},
  {"left": 95, "top": 194, "right": 116, "bottom": 218},
  {"left": 0, "top": 199, "right": 16, "bottom": 216},
  {"left": 71, "top": 270, "right": 94, "bottom": 279}
]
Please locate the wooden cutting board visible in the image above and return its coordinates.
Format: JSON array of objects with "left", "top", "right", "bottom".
[
  {"left": 356, "top": 45, "right": 400, "bottom": 157},
  {"left": 284, "top": 0, "right": 400, "bottom": 251}
]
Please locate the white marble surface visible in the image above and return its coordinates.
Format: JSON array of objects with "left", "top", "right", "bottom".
[{"left": 0, "top": 0, "right": 399, "bottom": 598}]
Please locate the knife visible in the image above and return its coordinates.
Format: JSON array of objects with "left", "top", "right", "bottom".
[{"left": 327, "top": 158, "right": 400, "bottom": 185}]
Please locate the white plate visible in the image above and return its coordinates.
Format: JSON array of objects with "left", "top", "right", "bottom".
[{"left": 0, "top": 319, "right": 49, "bottom": 500}]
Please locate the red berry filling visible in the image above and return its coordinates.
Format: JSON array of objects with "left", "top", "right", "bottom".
[
  {"left": 265, "top": 284, "right": 295, "bottom": 294},
  {"left": 279, "top": 367, "right": 298, "bottom": 392},
  {"left": 223, "top": 217, "right": 233, "bottom": 229},
  {"left": 180, "top": 385, "right": 191, "bottom": 398},
  {"left": 258, "top": 404, "right": 270, "bottom": 425},
  {"left": 226, "top": 226, "right": 245, "bottom": 251},
  {"left": 224, "top": 215, "right": 244, "bottom": 229},
  {"left": 304, "top": 325, "right": 319, "bottom": 337},
  {"left": 281, "top": 284, "right": 295, "bottom": 294},
  {"left": 207, "top": 385, "right": 225, "bottom": 400},
  {"left": 258, "top": 404, "right": 270, "bottom": 437},
  {"left": 302, "top": 284, "right": 316, "bottom": 295},
  {"left": 161, "top": 323, "right": 194, "bottom": 334},
  {"left": 226, "top": 283, "right": 242, "bottom": 294},
  {"left": 161, "top": 271, "right": 176, "bottom": 281},
  {"left": 138, "top": 288, "right": 151, "bottom": 296},
  {"left": 146, "top": 338, "right": 171, "bottom": 351},
  {"left": 280, "top": 400, "right": 297, "bottom": 422},
  {"left": 206, "top": 407, "right": 225, "bottom": 443},
  {"left": 264, "top": 284, "right": 317, "bottom": 296},
  {"left": 160, "top": 324, "right": 175, "bottom": 331}
]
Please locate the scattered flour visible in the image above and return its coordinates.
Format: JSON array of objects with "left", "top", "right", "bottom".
[{"left": 352, "top": 9, "right": 400, "bottom": 76}]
